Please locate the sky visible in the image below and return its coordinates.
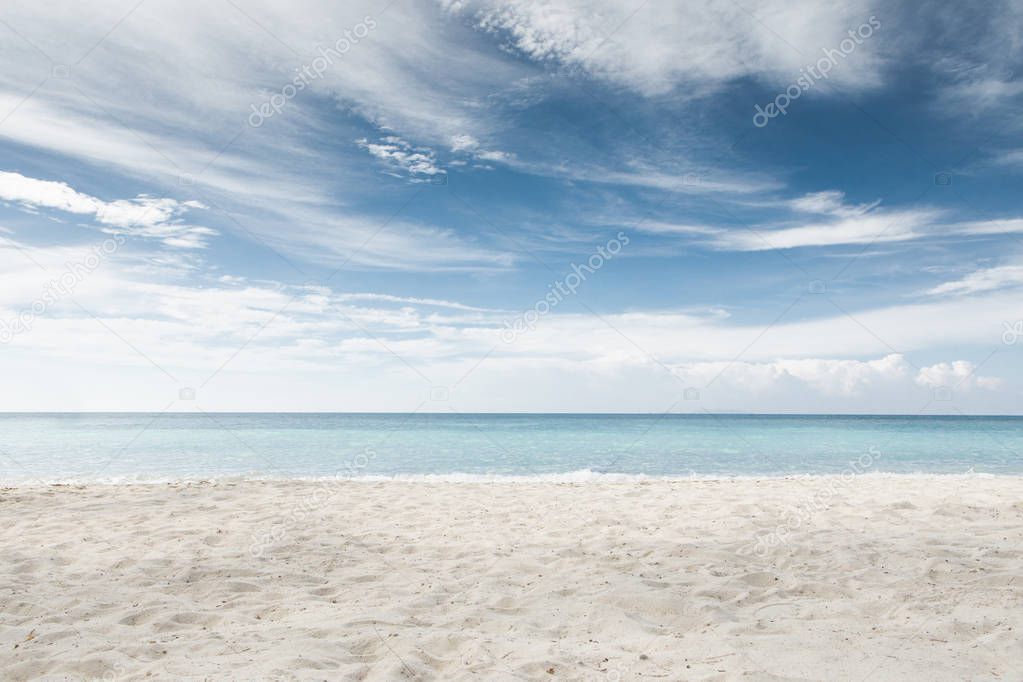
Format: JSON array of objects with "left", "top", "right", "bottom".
[{"left": 0, "top": 0, "right": 1021, "bottom": 413}]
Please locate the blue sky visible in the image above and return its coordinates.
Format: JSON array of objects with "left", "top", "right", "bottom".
[{"left": 0, "top": 0, "right": 1021, "bottom": 412}]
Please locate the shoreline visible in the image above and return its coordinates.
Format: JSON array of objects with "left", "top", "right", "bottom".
[
  {"left": 3, "top": 476, "right": 1022, "bottom": 679},
  {"left": 3, "top": 469, "right": 1021, "bottom": 487}
]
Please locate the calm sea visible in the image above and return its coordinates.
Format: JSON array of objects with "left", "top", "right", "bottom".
[{"left": 0, "top": 413, "right": 1020, "bottom": 483}]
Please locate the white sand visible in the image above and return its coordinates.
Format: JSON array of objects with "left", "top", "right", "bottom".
[{"left": 1, "top": 476, "right": 1021, "bottom": 681}]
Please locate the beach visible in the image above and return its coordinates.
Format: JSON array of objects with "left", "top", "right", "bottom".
[{"left": 2, "top": 476, "right": 1021, "bottom": 681}]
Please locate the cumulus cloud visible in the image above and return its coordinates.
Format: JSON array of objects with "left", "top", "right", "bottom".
[
  {"left": 679, "top": 354, "right": 1000, "bottom": 401},
  {"left": 0, "top": 233, "right": 1016, "bottom": 411},
  {"left": 356, "top": 136, "right": 446, "bottom": 181},
  {"left": 679, "top": 354, "right": 911, "bottom": 396},
  {"left": 445, "top": 133, "right": 515, "bottom": 166},
  {"left": 450, "top": 134, "right": 480, "bottom": 152},
  {"left": 915, "top": 361, "right": 1001, "bottom": 391},
  {"left": 0, "top": 171, "right": 215, "bottom": 249},
  {"left": 358, "top": 130, "right": 518, "bottom": 181}
]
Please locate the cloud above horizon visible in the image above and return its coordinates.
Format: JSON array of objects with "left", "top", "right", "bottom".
[{"left": 0, "top": 0, "right": 1020, "bottom": 411}]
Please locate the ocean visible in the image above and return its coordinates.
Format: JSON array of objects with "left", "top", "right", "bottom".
[{"left": 1, "top": 413, "right": 1021, "bottom": 483}]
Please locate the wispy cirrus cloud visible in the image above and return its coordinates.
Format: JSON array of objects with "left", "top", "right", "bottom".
[
  {"left": 0, "top": 0, "right": 1020, "bottom": 413},
  {"left": 445, "top": 0, "right": 887, "bottom": 95},
  {"left": 623, "top": 190, "right": 934, "bottom": 250},
  {"left": 991, "top": 148, "right": 1023, "bottom": 167},
  {"left": 335, "top": 292, "right": 506, "bottom": 313},
  {"left": 626, "top": 189, "right": 1023, "bottom": 252},
  {"left": 926, "top": 263, "right": 1023, "bottom": 296},
  {"left": 711, "top": 207, "right": 938, "bottom": 251},
  {"left": 788, "top": 190, "right": 880, "bottom": 218},
  {"left": 0, "top": 1, "right": 526, "bottom": 268}
]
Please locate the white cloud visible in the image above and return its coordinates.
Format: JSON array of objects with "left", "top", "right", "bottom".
[
  {"left": 631, "top": 190, "right": 934, "bottom": 250},
  {"left": 712, "top": 208, "right": 936, "bottom": 251},
  {"left": 632, "top": 189, "right": 1023, "bottom": 251},
  {"left": 926, "top": 2, "right": 1023, "bottom": 115},
  {"left": 0, "top": 170, "right": 106, "bottom": 216},
  {"left": 0, "top": 1, "right": 532, "bottom": 269},
  {"left": 356, "top": 136, "right": 445, "bottom": 180},
  {"left": 683, "top": 357, "right": 994, "bottom": 400},
  {"left": 0, "top": 1, "right": 1011, "bottom": 275},
  {"left": 475, "top": 149, "right": 515, "bottom": 163},
  {"left": 964, "top": 78, "right": 1023, "bottom": 103},
  {"left": 450, "top": 134, "right": 480, "bottom": 152},
  {"left": 679, "top": 354, "right": 911, "bottom": 396},
  {"left": 335, "top": 292, "right": 505, "bottom": 312},
  {"left": 940, "top": 77, "right": 1023, "bottom": 112},
  {"left": 447, "top": 0, "right": 886, "bottom": 96},
  {"left": 0, "top": 0, "right": 858, "bottom": 274},
  {"left": 0, "top": 97, "right": 510, "bottom": 269},
  {"left": 256, "top": 208, "right": 515, "bottom": 272},
  {"left": 0, "top": 171, "right": 215, "bottom": 248},
  {"left": 0, "top": 2, "right": 1018, "bottom": 413},
  {"left": 926, "top": 264, "right": 1023, "bottom": 296},
  {"left": 788, "top": 190, "right": 880, "bottom": 218},
  {"left": 502, "top": 158, "right": 781, "bottom": 195},
  {"left": 951, "top": 218, "right": 1023, "bottom": 236},
  {"left": 0, "top": 235, "right": 1017, "bottom": 411},
  {"left": 631, "top": 221, "right": 724, "bottom": 236},
  {"left": 6, "top": 231, "right": 1015, "bottom": 369},
  {"left": 915, "top": 361, "right": 1001, "bottom": 391},
  {"left": 992, "top": 148, "right": 1023, "bottom": 167},
  {"left": 446, "top": 133, "right": 515, "bottom": 166}
]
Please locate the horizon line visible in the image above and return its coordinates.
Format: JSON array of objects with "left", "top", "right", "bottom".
[{"left": 1, "top": 411, "right": 1021, "bottom": 417}]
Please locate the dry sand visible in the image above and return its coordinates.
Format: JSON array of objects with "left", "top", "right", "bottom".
[{"left": 1, "top": 476, "right": 1021, "bottom": 681}]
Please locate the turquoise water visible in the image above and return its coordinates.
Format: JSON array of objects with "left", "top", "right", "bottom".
[{"left": 0, "top": 413, "right": 1020, "bottom": 483}]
